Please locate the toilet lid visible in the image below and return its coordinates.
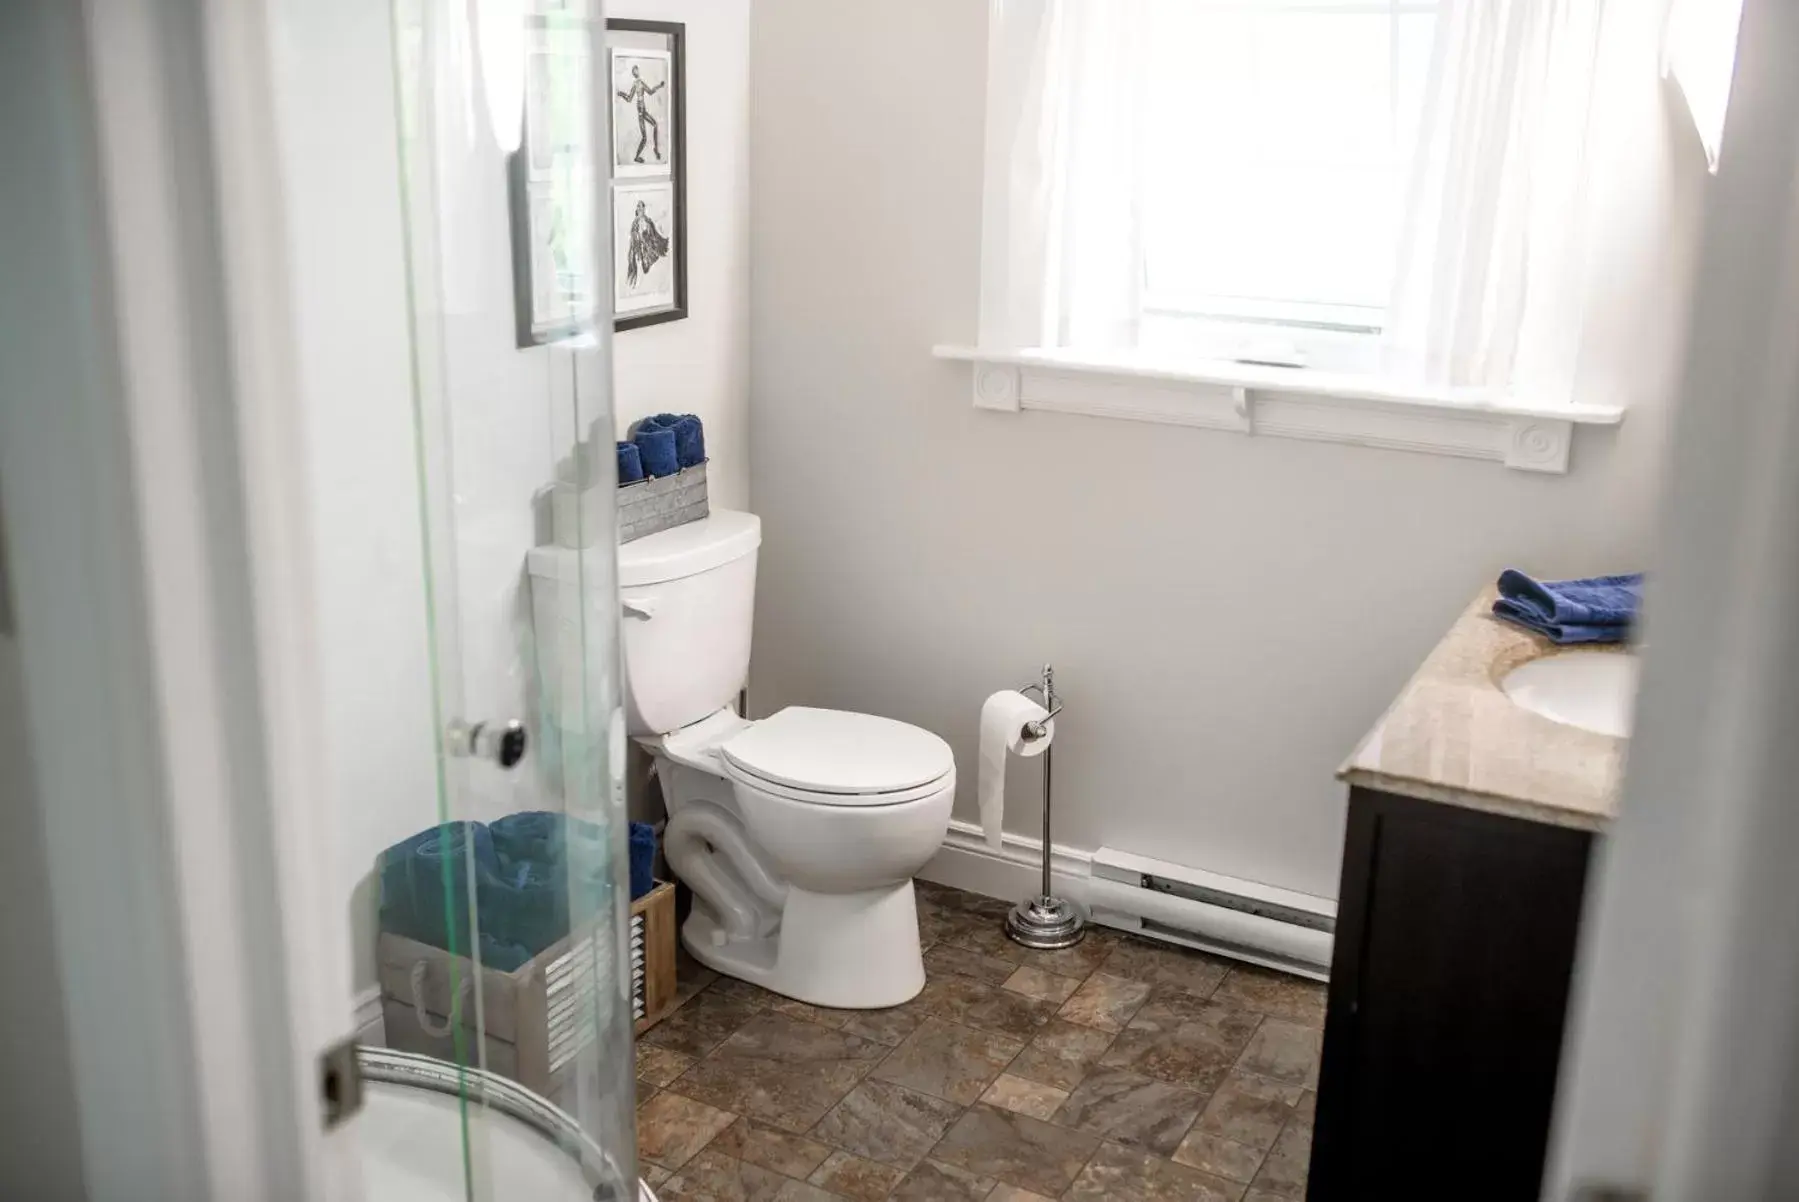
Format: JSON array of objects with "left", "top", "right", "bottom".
[{"left": 719, "top": 707, "right": 954, "bottom": 802}]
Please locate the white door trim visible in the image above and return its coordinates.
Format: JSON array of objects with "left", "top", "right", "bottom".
[{"left": 1547, "top": 2, "right": 1799, "bottom": 1196}]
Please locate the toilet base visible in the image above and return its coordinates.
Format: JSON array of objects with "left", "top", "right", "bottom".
[{"left": 680, "top": 879, "right": 926, "bottom": 1010}]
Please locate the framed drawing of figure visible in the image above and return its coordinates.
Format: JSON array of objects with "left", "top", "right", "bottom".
[{"left": 607, "top": 19, "right": 686, "bottom": 331}]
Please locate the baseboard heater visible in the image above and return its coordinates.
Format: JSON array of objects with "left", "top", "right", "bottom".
[{"left": 1086, "top": 848, "right": 1336, "bottom": 982}]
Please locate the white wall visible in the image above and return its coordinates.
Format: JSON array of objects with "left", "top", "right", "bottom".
[
  {"left": 271, "top": 0, "right": 752, "bottom": 998},
  {"left": 746, "top": 0, "right": 1705, "bottom": 899}
]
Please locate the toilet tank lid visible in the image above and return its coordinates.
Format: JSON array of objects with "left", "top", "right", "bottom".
[{"left": 527, "top": 510, "right": 761, "bottom": 588}]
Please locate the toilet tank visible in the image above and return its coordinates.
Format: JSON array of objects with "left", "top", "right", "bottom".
[{"left": 614, "top": 510, "right": 761, "bottom": 736}]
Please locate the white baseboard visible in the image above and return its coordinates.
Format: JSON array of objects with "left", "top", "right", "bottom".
[{"left": 917, "top": 820, "right": 1094, "bottom": 905}]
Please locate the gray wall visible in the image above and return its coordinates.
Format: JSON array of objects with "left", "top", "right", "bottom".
[{"left": 746, "top": 0, "right": 1705, "bottom": 897}]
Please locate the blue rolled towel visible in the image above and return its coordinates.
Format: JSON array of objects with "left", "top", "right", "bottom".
[
  {"left": 383, "top": 821, "right": 505, "bottom": 959},
  {"left": 629, "top": 821, "right": 656, "bottom": 900},
  {"left": 617, "top": 440, "right": 644, "bottom": 484},
  {"left": 638, "top": 412, "right": 706, "bottom": 468},
  {"left": 1492, "top": 570, "right": 1644, "bottom": 645},
  {"left": 633, "top": 425, "right": 679, "bottom": 477}
]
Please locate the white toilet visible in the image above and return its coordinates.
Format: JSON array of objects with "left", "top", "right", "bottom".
[{"left": 614, "top": 510, "right": 954, "bottom": 1009}]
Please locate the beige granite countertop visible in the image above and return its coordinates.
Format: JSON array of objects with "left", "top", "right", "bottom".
[{"left": 1339, "top": 588, "right": 1629, "bottom": 831}]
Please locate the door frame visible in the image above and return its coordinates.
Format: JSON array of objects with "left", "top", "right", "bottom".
[
  {"left": 1, "top": 0, "right": 359, "bottom": 1198},
  {"left": 1546, "top": 0, "right": 1799, "bottom": 1196}
]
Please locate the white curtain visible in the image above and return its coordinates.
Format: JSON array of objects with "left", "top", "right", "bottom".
[
  {"left": 978, "top": 0, "right": 1147, "bottom": 352},
  {"left": 1664, "top": 0, "right": 1746, "bottom": 172},
  {"left": 1383, "top": 0, "right": 1609, "bottom": 397}
]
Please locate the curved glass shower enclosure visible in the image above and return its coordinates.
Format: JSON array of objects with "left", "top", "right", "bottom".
[{"left": 359, "top": 0, "right": 637, "bottom": 1196}]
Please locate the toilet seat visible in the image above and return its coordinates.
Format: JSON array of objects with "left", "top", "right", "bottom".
[{"left": 719, "top": 706, "right": 954, "bottom": 807}]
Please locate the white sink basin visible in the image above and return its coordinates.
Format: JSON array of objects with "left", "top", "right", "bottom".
[{"left": 1500, "top": 650, "right": 1639, "bottom": 738}]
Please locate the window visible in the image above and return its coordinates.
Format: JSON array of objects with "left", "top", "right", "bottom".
[{"left": 1139, "top": 0, "right": 1438, "bottom": 371}]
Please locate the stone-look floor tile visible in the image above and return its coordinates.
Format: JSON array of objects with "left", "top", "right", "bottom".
[
  {"left": 806, "top": 1150, "right": 906, "bottom": 1201},
  {"left": 644, "top": 1164, "right": 673, "bottom": 1187},
  {"left": 924, "top": 943, "right": 1019, "bottom": 985},
  {"left": 888, "top": 1158, "right": 996, "bottom": 1201},
  {"left": 636, "top": 1090, "right": 737, "bottom": 1171},
  {"left": 708, "top": 1118, "right": 833, "bottom": 1179},
  {"left": 919, "top": 976, "right": 1059, "bottom": 1040},
  {"left": 1244, "top": 1192, "right": 1294, "bottom": 1202},
  {"left": 644, "top": 990, "right": 765, "bottom": 1058},
  {"left": 928, "top": 1104, "right": 1100, "bottom": 1197},
  {"left": 1173, "top": 1130, "right": 1266, "bottom": 1183},
  {"left": 770, "top": 997, "right": 858, "bottom": 1031},
  {"left": 705, "top": 977, "right": 779, "bottom": 1009},
  {"left": 1005, "top": 1020, "right": 1116, "bottom": 1091},
  {"left": 659, "top": 1149, "right": 791, "bottom": 1202},
  {"left": 1100, "top": 999, "right": 1263, "bottom": 1095},
  {"left": 671, "top": 1014, "right": 886, "bottom": 1133},
  {"left": 870, "top": 1017, "right": 1025, "bottom": 1106},
  {"left": 1295, "top": 1089, "right": 1316, "bottom": 1127},
  {"left": 1011, "top": 929, "right": 1117, "bottom": 980},
  {"left": 1052, "top": 1067, "right": 1208, "bottom": 1156},
  {"left": 638, "top": 1043, "right": 697, "bottom": 1089},
  {"left": 978, "top": 1073, "right": 1069, "bottom": 1120},
  {"left": 838, "top": 1005, "right": 923, "bottom": 1048},
  {"left": 1211, "top": 965, "right": 1327, "bottom": 1028},
  {"left": 1057, "top": 973, "right": 1153, "bottom": 1033},
  {"left": 1001, "top": 965, "right": 1082, "bottom": 1005},
  {"left": 773, "top": 1181, "right": 846, "bottom": 1202},
  {"left": 1064, "top": 1141, "right": 1243, "bottom": 1202},
  {"left": 1100, "top": 939, "right": 1232, "bottom": 998},
  {"left": 674, "top": 946, "right": 721, "bottom": 1005},
  {"left": 1269, "top": 1117, "right": 1311, "bottom": 1164},
  {"left": 1247, "top": 1119, "right": 1311, "bottom": 1198},
  {"left": 1235, "top": 1020, "right": 1321, "bottom": 1088},
  {"left": 1193, "top": 1072, "right": 1303, "bottom": 1151},
  {"left": 1248, "top": 1152, "right": 1306, "bottom": 1198},
  {"left": 1121, "top": 985, "right": 1234, "bottom": 1033},
  {"left": 985, "top": 1187, "right": 1058, "bottom": 1202},
  {"left": 810, "top": 1079, "right": 966, "bottom": 1170},
  {"left": 937, "top": 912, "right": 1030, "bottom": 964}
]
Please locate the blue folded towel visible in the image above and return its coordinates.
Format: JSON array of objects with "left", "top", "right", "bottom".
[
  {"left": 1492, "top": 570, "right": 1643, "bottom": 645},
  {"left": 633, "top": 425, "right": 679, "bottom": 477},
  {"left": 637, "top": 412, "right": 706, "bottom": 469},
  {"left": 617, "top": 441, "right": 644, "bottom": 484},
  {"left": 379, "top": 811, "right": 624, "bottom": 971},
  {"left": 629, "top": 821, "right": 657, "bottom": 900}
]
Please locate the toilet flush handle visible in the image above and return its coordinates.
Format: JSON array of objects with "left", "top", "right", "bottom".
[{"left": 622, "top": 595, "right": 658, "bottom": 620}]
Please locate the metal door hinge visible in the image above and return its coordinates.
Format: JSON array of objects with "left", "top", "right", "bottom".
[{"left": 319, "top": 1037, "right": 364, "bottom": 1130}]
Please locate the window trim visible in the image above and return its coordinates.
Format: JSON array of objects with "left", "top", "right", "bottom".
[{"left": 934, "top": 344, "right": 1624, "bottom": 475}]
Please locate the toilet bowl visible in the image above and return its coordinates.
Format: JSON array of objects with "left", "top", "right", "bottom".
[
  {"left": 646, "top": 705, "right": 954, "bottom": 1009},
  {"left": 527, "top": 510, "right": 956, "bottom": 1010}
]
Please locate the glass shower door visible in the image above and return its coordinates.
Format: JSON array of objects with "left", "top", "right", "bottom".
[{"left": 369, "top": 0, "right": 638, "bottom": 1196}]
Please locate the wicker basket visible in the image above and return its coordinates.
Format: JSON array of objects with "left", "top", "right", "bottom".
[
  {"left": 377, "top": 880, "right": 679, "bottom": 1095},
  {"left": 618, "top": 462, "right": 709, "bottom": 543}
]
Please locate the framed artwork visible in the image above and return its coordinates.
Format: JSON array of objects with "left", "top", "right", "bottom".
[
  {"left": 606, "top": 19, "right": 686, "bottom": 331},
  {"left": 509, "top": 9, "right": 600, "bottom": 347}
]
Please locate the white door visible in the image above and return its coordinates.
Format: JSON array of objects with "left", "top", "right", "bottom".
[{"left": 1545, "top": 1, "right": 1799, "bottom": 1197}]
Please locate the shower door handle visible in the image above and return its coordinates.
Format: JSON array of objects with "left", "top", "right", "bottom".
[{"left": 446, "top": 718, "right": 528, "bottom": 769}]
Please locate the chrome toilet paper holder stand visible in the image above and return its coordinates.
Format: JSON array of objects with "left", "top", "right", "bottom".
[{"left": 1006, "top": 664, "right": 1086, "bottom": 950}]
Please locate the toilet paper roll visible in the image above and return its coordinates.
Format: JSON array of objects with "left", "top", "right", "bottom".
[{"left": 978, "top": 690, "right": 1054, "bottom": 851}]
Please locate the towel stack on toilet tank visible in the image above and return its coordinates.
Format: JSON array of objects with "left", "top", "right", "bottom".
[{"left": 616, "top": 413, "right": 708, "bottom": 542}]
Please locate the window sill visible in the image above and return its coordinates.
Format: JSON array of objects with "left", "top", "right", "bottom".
[{"left": 933, "top": 345, "right": 1625, "bottom": 475}]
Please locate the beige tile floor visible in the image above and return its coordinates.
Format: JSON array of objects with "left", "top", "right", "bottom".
[{"left": 635, "top": 881, "right": 1324, "bottom": 1201}]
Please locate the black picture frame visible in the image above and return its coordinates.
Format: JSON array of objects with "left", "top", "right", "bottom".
[
  {"left": 507, "top": 16, "right": 687, "bottom": 348},
  {"left": 607, "top": 19, "right": 687, "bottom": 334}
]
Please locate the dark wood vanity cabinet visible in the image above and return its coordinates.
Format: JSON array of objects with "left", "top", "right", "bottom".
[{"left": 1307, "top": 786, "right": 1594, "bottom": 1201}]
